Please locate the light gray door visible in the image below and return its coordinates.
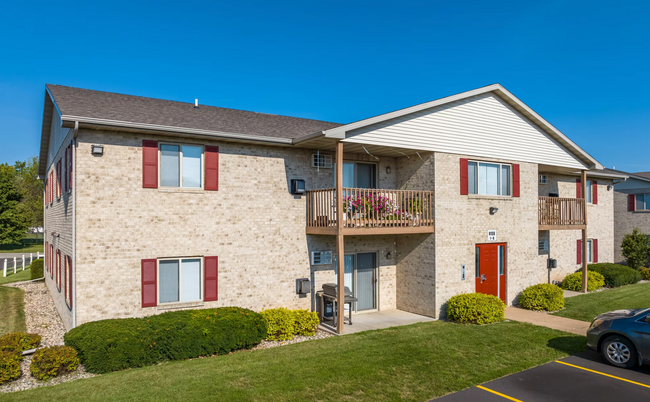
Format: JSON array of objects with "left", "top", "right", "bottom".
[{"left": 356, "top": 252, "right": 376, "bottom": 311}]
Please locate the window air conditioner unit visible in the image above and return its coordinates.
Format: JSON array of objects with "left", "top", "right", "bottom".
[
  {"left": 311, "top": 251, "right": 333, "bottom": 265},
  {"left": 311, "top": 154, "right": 332, "bottom": 169},
  {"left": 539, "top": 175, "right": 548, "bottom": 185}
]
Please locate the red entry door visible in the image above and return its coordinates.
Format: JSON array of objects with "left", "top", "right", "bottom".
[{"left": 476, "top": 243, "right": 506, "bottom": 302}]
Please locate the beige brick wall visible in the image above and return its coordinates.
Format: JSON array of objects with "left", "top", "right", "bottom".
[
  {"left": 433, "top": 153, "right": 540, "bottom": 316},
  {"left": 73, "top": 129, "right": 400, "bottom": 325},
  {"left": 43, "top": 126, "right": 75, "bottom": 330},
  {"left": 613, "top": 189, "right": 650, "bottom": 263},
  {"left": 538, "top": 174, "right": 614, "bottom": 282}
]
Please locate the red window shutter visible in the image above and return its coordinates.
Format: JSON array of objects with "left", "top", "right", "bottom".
[
  {"left": 64, "top": 146, "right": 68, "bottom": 192},
  {"left": 69, "top": 141, "right": 73, "bottom": 191},
  {"left": 576, "top": 179, "right": 581, "bottom": 198},
  {"left": 460, "top": 158, "right": 469, "bottom": 195},
  {"left": 204, "top": 146, "right": 219, "bottom": 191},
  {"left": 593, "top": 239, "right": 598, "bottom": 263},
  {"left": 142, "top": 140, "right": 159, "bottom": 189},
  {"left": 57, "top": 250, "right": 61, "bottom": 291},
  {"left": 50, "top": 245, "right": 54, "bottom": 279},
  {"left": 64, "top": 257, "right": 68, "bottom": 301},
  {"left": 512, "top": 164, "right": 520, "bottom": 197},
  {"left": 67, "top": 256, "right": 73, "bottom": 308},
  {"left": 204, "top": 256, "right": 218, "bottom": 301},
  {"left": 45, "top": 242, "right": 48, "bottom": 272},
  {"left": 141, "top": 259, "right": 157, "bottom": 307},
  {"left": 57, "top": 160, "right": 61, "bottom": 198},
  {"left": 577, "top": 239, "right": 582, "bottom": 265},
  {"left": 628, "top": 194, "right": 636, "bottom": 211},
  {"left": 592, "top": 181, "right": 598, "bottom": 205}
]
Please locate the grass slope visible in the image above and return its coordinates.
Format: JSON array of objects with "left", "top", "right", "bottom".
[
  {"left": 0, "top": 286, "right": 26, "bottom": 335},
  {"left": 553, "top": 282, "right": 650, "bottom": 322},
  {"left": 0, "top": 243, "right": 44, "bottom": 253},
  {"left": 4, "top": 321, "right": 585, "bottom": 402},
  {"left": 0, "top": 267, "right": 32, "bottom": 285}
]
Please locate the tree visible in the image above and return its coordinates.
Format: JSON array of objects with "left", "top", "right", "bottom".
[
  {"left": 13, "top": 157, "right": 44, "bottom": 228},
  {"left": 0, "top": 163, "right": 30, "bottom": 244},
  {"left": 621, "top": 228, "right": 650, "bottom": 270}
]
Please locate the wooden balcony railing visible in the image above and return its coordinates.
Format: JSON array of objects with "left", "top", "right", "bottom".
[
  {"left": 538, "top": 196, "right": 586, "bottom": 229},
  {"left": 306, "top": 188, "right": 434, "bottom": 234}
]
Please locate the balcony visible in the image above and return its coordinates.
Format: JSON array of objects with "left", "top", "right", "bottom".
[
  {"left": 538, "top": 196, "right": 586, "bottom": 230},
  {"left": 306, "top": 188, "right": 434, "bottom": 235}
]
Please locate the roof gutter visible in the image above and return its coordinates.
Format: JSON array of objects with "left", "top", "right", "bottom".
[{"left": 60, "top": 115, "right": 293, "bottom": 145}]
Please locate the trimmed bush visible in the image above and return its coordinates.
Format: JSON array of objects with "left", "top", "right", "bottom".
[
  {"left": 561, "top": 271, "right": 605, "bottom": 292},
  {"left": 446, "top": 293, "right": 505, "bottom": 325},
  {"left": 64, "top": 307, "right": 267, "bottom": 374},
  {"left": 30, "top": 258, "right": 44, "bottom": 279},
  {"left": 641, "top": 267, "right": 650, "bottom": 281},
  {"left": 0, "top": 351, "right": 21, "bottom": 385},
  {"left": 0, "top": 332, "right": 41, "bottom": 353},
  {"left": 293, "top": 309, "right": 320, "bottom": 337},
  {"left": 261, "top": 308, "right": 295, "bottom": 341},
  {"left": 30, "top": 345, "right": 79, "bottom": 381},
  {"left": 518, "top": 284, "right": 564, "bottom": 311},
  {"left": 587, "top": 263, "right": 642, "bottom": 288}
]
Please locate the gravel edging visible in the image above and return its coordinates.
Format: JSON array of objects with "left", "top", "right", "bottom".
[
  {"left": 0, "top": 282, "right": 95, "bottom": 394},
  {"left": 251, "top": 330, "right": 334, "bottom": 350}
]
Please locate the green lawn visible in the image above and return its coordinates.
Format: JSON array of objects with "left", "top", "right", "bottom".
[
  {"left": 3, "top": 321, "right": 585, "bottom": 402},
  {"left": 0, "top": 243, "right": 44, "bottom": 253},
  {"left": 0, "top": 286, "right": 26, "bottom": 335},
  {"left": 0, "top": 266, "right": 32, "bottom": 285},
  {"left": 553, "top": 282, "right": 650, "bottom": 322}
]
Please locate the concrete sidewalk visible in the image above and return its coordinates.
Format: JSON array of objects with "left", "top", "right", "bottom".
[{"left": 505, "top": 307, "right": 590, "bottom": 336}]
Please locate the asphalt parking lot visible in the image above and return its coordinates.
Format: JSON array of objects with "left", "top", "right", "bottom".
[{"left": 435, "top": 350, "right": 650, "bottom": 401}]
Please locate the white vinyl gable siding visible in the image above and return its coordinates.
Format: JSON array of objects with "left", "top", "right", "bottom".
[
  {"left": 47, "top": 112, "right": 72, "bottom": 168},
  {"left": 343, "top": 93, "right": 587, "bottom": 170}
]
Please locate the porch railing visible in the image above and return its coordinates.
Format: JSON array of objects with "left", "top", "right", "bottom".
[
  {"left": 538, "top": 196, "right": 586, "bottom": 227},
  {"left": 306, "top": 188, "right": 433, "bottom": 229}
]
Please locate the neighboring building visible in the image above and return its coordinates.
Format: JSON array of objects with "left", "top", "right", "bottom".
[
  {"left": 39, "top": 83, "right": 620, "bottom": 332},
  {"left": 605, "top": 169, "right": 650, "bottom": 263}
]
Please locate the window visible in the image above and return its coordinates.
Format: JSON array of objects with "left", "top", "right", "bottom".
[
  {"left": 338, "top": 162, "right": 377, "bottom": 189},
  {"left": 636, "top": 194, "right": 650, "bottom": 211},
  {"left": 585, "top": 180, "right": 592, "bottom": 203},
  {"left": 468, "top": 161, "right": 511, "bottom": 196},
  {"left": 581, "top": 239, "right": 594, "bottom": 263},
  {"left": 311, "top": 154, "right": 332, "bottom": 168},
  {"left": 498, "top": 245, "right": 505, "bottom": 275},
  {"left": 475, "top": 247, "right": 480, "bottom": 278},
  {"left": 160, "top": 144, "right": 202, "bottom": 188},
  {"left": 538, "top": 240, "right": 549, "bottom": 252},
  {"left": 158, "top": 258, "right": 202, "bottom": 304}
]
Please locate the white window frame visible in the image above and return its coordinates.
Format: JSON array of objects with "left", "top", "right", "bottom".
[
  {"left": 585, "top": 180, "right": 592, "bottom": 204},
  {"left": 158, "top": 142, "right": 205, "bottom": 189},
  {"left": 334, "top": 161, "right": 379, "bottom": 188},
  {"left": 157, "top": 257, "right": 204, "bottom": 305},
  {"left": 581, "top": 239, "right": 594, "bottom": 264},
  {"left": 468, "top": 160, "right": 513, "bottom": 197}
]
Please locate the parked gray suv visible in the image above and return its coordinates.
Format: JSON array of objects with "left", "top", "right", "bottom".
[{"left": 587, "top": 308, "right": 650, "bottom": 368}]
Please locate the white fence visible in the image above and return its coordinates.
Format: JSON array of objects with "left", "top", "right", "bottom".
[{"left": 3, "top": 252, "right": 42, "bottom": 277}]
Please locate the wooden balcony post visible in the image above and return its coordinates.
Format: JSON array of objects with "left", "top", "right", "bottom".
[
  {"left": 581, "top": 170, "right": 588, "bottom": 293},
  {"left": 335, "top": 141, "right": 345, "bottom": 333}
]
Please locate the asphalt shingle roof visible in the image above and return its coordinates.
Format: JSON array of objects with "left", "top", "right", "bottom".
[{"left": 46, "top": 84, "right": 341, "bottom": 139}]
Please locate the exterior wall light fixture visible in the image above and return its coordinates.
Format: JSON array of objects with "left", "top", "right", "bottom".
[
  {"left": 91, "top": 145, "right": 104, "bottom": 156},
  {"left": 489, "top": 207, "right": 499, "bottom": 215},
  {"left": 386, "top": 166, "right": 391, "bottom": 174}
]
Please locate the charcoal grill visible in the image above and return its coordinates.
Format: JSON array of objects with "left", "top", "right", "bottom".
[{"left": 320, "top": 283, "right": 358, "bottom": 326}]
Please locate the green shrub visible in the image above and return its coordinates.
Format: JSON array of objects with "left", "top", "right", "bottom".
[
  {"left": 30, "top": 259, "right": 44, "bottom": 279},
  {"left": 518, "top": 284, "right": 565, "bottom": 311},
  {"left": 621, "top": 228, "right": 650, "bottom": 270},
  {"left": 261, "top": 308, "right": 295, "bottom": 341},
  {"left": 30, "top": 345, "right": 79, "bottom": 381},
  {"left": 587, "top": 263, "right": 642, "bottom": 288},
  {"left": 64, "top": 307, "right": 267, "bottom": 374},
  {"left": 0, "top": 351, "right": 21, "bottom": 385},
  {"left": 293, "top": 309, "right": 320, "bottom": 337},
  {"left": 446, "top": 293, "right": 505, "bottom": 325},
  {"left": 0, "top": 332, "right": 41, "bottom": 353},
  {"left": 640, "top": 267, "right": 650, "bottom": 281},
  {"left": 561, "top": 271, "right": 605, "bottom": 292}
]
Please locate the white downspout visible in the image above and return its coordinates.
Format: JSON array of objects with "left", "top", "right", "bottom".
[{"left": 72, "top": 121, "right": 78, "bottom": 328}]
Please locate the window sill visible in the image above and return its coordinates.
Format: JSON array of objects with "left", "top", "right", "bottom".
[
  {"left": 633, "top": 210, "right": 650, "bottom": 213},
  {"left": 467, "top": 195, "right": 514, "bottom": 201},
  {"left": 158, "top": 188, "right": 205, "bottom": 194},
  {"left": 156, "top": 301, "right": 204, "bottom": 311}
]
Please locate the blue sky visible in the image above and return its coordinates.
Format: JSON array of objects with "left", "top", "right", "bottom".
[{"left": 1, "top": 1, "right": 648, "bottom": 171}]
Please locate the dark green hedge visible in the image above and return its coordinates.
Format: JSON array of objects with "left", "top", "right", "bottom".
[
  {"left": 30, "top": 259, "right": 44, "bottom": 280},
  {"left": 586, "top": 263, "right": 642, "bottom": 288},
  {"left": 64, "top": 307, "right": 267, "bottom": 374}
]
